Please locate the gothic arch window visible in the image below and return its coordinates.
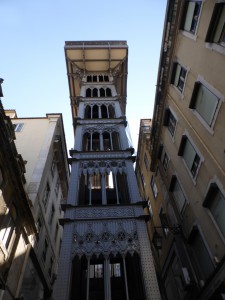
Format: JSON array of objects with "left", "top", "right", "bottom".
[
  {"left": 93, "top": 88, "right": 98, "bottom": 97},
  {"left": 86, "top": 88, "right": 91, "bottom": 97},
  {"left": 112, "top": 132, "right": 120, "bottom": 150},
  {"left": 93, "top": 75, "right": 97, "bottom": 82},
  {"left": 106, "top": 88, "right": 112, "bottom": 97},
  {"left": 99, "top": 75, "right": 103, "bottom": 82},
  {"left": 103, "top": 132, "right": 111, "bottom": 151},
  {"left": 108, "top": 105, "right": 115, "bottom": 118},
  {"left": 84, "top": 105, "right": 91, "bottom": 119},
  {"left": 117, "top": 172, "right": 130, "bottom": 204},
  {"left": 87, "top": 75, "right": 92, "bottom": 82},
  {"left": 83, "top": 132, "right": 91, "bottom": 151},
  {"left": 92, "top": 105, "right": 99, "bottom": 119},
  {"left": 100, "top": 88, "right": 105, "bottom": 97},
  {"left": 104, "top": 75, "right": 109, "bottom": 82},
  {"left": 92, "top": 132, "right": 100, "bottom": 151},
  {"left": 101, "top": 105, "right": 108, "bottom": 118}
]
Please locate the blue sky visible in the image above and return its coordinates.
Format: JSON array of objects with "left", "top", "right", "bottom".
[{"left": 1, "top": 0, "right": 167, "bottom": 152}]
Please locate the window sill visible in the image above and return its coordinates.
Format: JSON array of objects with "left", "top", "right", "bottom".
[
  {"left": 181, "top": 30, "right": 197, "bottom": 41},
  {"left": 205, "top": 43, "right": 225, "bottom": 56}
]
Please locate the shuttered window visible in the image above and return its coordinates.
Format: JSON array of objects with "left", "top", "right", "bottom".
[{"left": 190, "top": 83, "right": 219, "bottom": 127}]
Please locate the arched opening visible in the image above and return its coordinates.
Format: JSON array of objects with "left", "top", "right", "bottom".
[
  {"left": 108, "top": 105, "right": 115, "bottom": 118},
  {"left": 104, "top": 75, "right": 109, "bottom": 82},
  {"left": 92, "top": 132, "right": 100, "bottom": 151},
  {"left": 100, "top": 88, "right": 105, "bottom": 97},
  {"left": 93, "top": 75, "right": 97, "bottom": 82},
  {"left": 103, "top": 132, "right": 111, "bottom": 151},
  {"left": 70, "top": 255, "right": 88, "bottom": 299},
  {"left": 106, "top": 171, "right": 117, "bottom": 205},
  {"left": 106, "top": 88, "right": 112, "bottom": 97},
  {"left": 99, "top": 75, "right": 103, "bottom": 82},
  {"left": 101, "top": 105, "right": 108, "bottom": 118},
  {"left": 112, "top": 132, "right": 120, "bottom": 150},
  {"left": 93, "top": 88, "right": 98, "bottom": 97},
  {"left": 91, "top": 173, "right": 102, "bottom": 205},
  {"left": 87, "top": 75, "right": 92, "bottom": 82},
  {"left": 110, "top": 254, "right": 126, "bottom": 300},
  {"left": 84, "top": 105, "right": 91, "bottom": 119},
  {"left": 117, "top": 172, "right": 130, "bottom": 204},
  {"left": 86, "top": 88, "right": 91, "bottom": 97},
  {"left": 92, "top": 105, "right": 99, "bottom": 119},
  {"left": 82, "top": 132, "right": 91, "bottom": 151}
]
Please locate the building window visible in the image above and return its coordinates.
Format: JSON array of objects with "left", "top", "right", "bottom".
[
  {"left": 163, "top": 109, "right": 177, "bottom": 137},
  {"left": 36, "top": 216, "right": 42, "bottom": 240},
  {"left": 205, "top": 3, "right": 225, "bottom": 47},
  {"left": 169, "top": 175, "right": 187, "bottom": 214},
  {"left": 189, "top": 227, "right": 214, "bottom": 283},
  {"left": 13, "top": 123, "right": 24, "bottom": 132},
  {"left": 43, "top": 182, "right": 50, "bottom": 208},
  {"left": 110, "top": 263, "right": 121, "bottom": 278},
  {"left": 178, "top": 135, "right": 201, "bottom": 178},
  {"left": 42, "top": 239, "right": 48, "bottom": 262},
  {"left": 90, "top": 263, "right": 103, "bottom": 278},
  {"left": 147, "top": 198, "right": 153, "bottom": 218},
  {"left": 54, "top": 223, "right": 59, "bottom": 242},
  {"left": 181, "top": 1, "right": 202, "bottom": 34},
  {"left": 171, "top": 63, "right": 187, "bottom": 92},
  {"left": 159, "top": 208, "right": 170, "bottom": 237},
  {"left": 144, "top": 153, "right": 149, "bottom": 171},
  {"left": 151, "top": 176, "right": 158, "bottom": 199},
  {"left": 0, "top": 210, "right": 15, "bottom": 249},
  {"left": 189, "top": 82, "right": 220, "bottom": 127},
  {"left": 203, "top": 183, "right": 225, "bottom": 238},
  {"left": 141, "top": 173, "right": 146, "bottom": 190},
  {"left": 162, "top": 152, "right": 169, "bottom": 171}
]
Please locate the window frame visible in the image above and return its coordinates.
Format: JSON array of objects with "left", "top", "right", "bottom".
[
  {"left": 13, "top": 123, "right": 24, "bottom": 132},
  {"left": 144, "top": 153, "right": 149, "bottom": 171},
  {"left": 178, "top": 135, "right": 202, "bottom": 180},
  {"left": 189, "top": 80, "right": 223, "bottom": 131},
  {"left": 163, "top": 108, "right": 177, "bottom": 138},
  {"left": 205, "top": 2, "right": 225, "bottom": 55},
  {"left": 180, "top": 1, "right": 203, "bottom": 38},
  {"left": 150, "top": 176, "right": 158, "bottom": 199},
  {"left": 169, "top": 175, "right": 188, "bottom": 215},
  {"left": 171, "top": 62, "right": 187, "bottom": 94},
  {"left": 203, "top": 182, "right": 225, "bottom": 241}
]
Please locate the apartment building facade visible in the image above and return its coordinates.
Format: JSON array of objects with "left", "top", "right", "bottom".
[
  {"left": 0, "top": 82, "right": 36, "bottom": 300},
  {"left": 143, "top": 0, "right": 225, "bottom": 299},
  {"left": 4, "top": 112, "right": 70, "bottom": 299}
]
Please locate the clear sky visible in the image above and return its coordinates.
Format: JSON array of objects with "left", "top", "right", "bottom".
[{"left": 1, "top": 0, "right": 167, "bottom": 152}]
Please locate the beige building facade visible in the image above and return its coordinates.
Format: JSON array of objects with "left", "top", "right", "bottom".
[
  {"left": 136, "top": 0, "right": 225, "bottom": 299},
  {"left": 4, "top": 111, "right": 70, "bottom": 299}
]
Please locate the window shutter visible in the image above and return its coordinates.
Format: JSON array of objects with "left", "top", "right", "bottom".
[
  {"left": 189, "top": 82, "right": 201, "bottom": 109},
  {"left": 157, "top": 144, "right": 163, "bottom": 159},
  {"left": 195, "top": 85, "right": 219, "bottom": 125},
  {"left": 170, "top": 62, "right": 178, "bottom": 84},
  {"left": 163, "top": 108, "right": 170, "bottom": 126},
  {"left": 178, "top": 135, "right": 187, "bottom": 156},
  {"left": 203, "top": 183, "right": 218, "bottom": 206},
  {"left": 184, "top": 2, "right": 196, "bottom": 31},
  {"left": 169, "top": 175, "right": 177, "bottom": 192},
  {"left": 205, "top": 4, "right": 220, "bottom": 42},
  {"left": 174, "top": 64, "right": 181, "bottom": 87},
  {"left": 182, "top": 139, "right": 196, "bottom": 170},
  {"left": 213, "top": 5, "right": 225, "bottom": 43}
]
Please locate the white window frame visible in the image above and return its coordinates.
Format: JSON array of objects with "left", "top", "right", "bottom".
[
  {"left": 190, "top": 76, "right": 224, "bottom": 133},
  {"left": 170, "top": 175, "right": 188, "bottom": 215},
  {"left": 181, "top": 0, "right": 204, "bottom": 40},
  {"left": 205, "top": 2, "right": 225, "bottom": 56},
  {"left": 171, "top": 62, "right": 189, "bottom": 95},
  {"left": 203, "top": 179, "right": 225, "bottom": 243},
  {"left": 14, "top": 123, "right": 24, "bottom": 132},
  {"left": 178, "top": 132, "right": 204, "bottom": 182},
  {"left": 151, "top": 175, "right": 158, "bottom": 199}
]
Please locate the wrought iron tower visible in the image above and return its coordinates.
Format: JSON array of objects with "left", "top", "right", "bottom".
[{"left": 53, "top": 41, "right": 160, "bottom": 300}]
